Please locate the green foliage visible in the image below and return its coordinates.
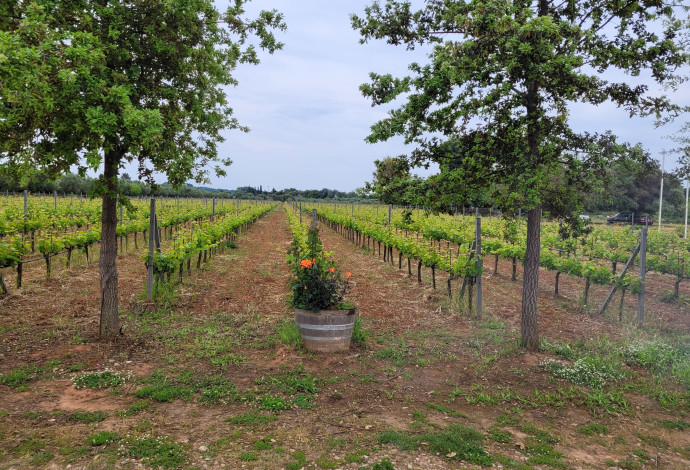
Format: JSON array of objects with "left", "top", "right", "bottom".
[
  {"left": 72, "top": 370, "right": 129, "bottom": 389},
  {"left": 576, "top": 423, "right": 610, "bottom": 436},
  {"left": 70, "top": 411, "right": 108, "bottom": 423},
  {"left": 378, "top": 424, "right": 492, "bottom": 466},
  {"left": 623, "top": 339, "right": 690, "bottom": 388},
  {"left": 258, "top": 393, "right": 290, "bottom": 411},
  {"left": 542, "top": 355, "right": 625, "bottom": 388},
  {"left": 352, "top": 316, "right": 367, "bottom": 346},
  {"left": 118, "top": 401, "right": 149, "bottom": 418},
  {"left": 134, "top": 370, "right": 239, "bottom": 404},
  {"left": 371, "top": 459, "right": 395, "bottom": 470},
  {"left": 277, "top": 318, "right": 303, "bottom": 348},
  {"left": 239, "top": 451, "right": 259, "bottom": 461},
  {"left": 125, "top": 436, "right": 186, "bottom": 468},
  {"left": 659, "top": 419, "right": 690, "bottom": 431},
  {"left": 488, "top": 429, "right": 512, "bottom": 443}
]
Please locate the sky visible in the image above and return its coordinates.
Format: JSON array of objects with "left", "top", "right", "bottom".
[{"left": 132, "top": 1, "right": 690, "bottom": 192}]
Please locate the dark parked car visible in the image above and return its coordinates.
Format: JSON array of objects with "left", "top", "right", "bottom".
[{"left": 606, "top": 212, "right": 653, "bottom": 225}]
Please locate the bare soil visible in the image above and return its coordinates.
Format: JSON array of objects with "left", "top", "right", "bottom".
[{"left": 0, "top": 207, "right": 689, "bottom": 470}]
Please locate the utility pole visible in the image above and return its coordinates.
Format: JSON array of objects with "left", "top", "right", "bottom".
[{"left": 658, "top": 154, "right": 664, "bottom": 232}]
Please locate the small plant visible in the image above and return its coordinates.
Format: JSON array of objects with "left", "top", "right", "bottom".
[
  {"left": 488, "top": 429, "right": 512, "bottom": 443},
  {"left": 576, "top": 423, "right": 610, "bottom": 436},
  {"left": 258, "top": 393, "right": 290, "bottom": 411},
  {"left": 659, "top": 419, "right": 690, "bottom": 430},
  {"left": 239, "top": 451, "right": 259, "bottom": 461},
  {"left": 72, "top": 370, "right": 129, "bottom": 389},
  {"left": 87, "top": 431, "right": 120, "bottom": 446},
  {"left": 542, "top": 354, "right": 624, "bottom": 388},
  {"left": 71, "top": 411, "right": 108, "bottom": 423},
  {"left": 352, "top": 316, "right": 367, "bottom": 346},
  {"left": 278, "top": 319, "right": 302, "bottom": 348},
  {"left": 125, "top": 436, "right": 186, "bottom": 468},
  {"left": 378, "top": 424, "right": 492, "bottom": 465},
  {"left": 117, "top": 400, "right": 150, "bottom": 417}
]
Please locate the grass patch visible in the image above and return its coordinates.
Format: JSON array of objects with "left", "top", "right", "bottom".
[
  {"left": 87, "top": 431, "right": 120, "bottom": 446},
  {"left": 134, "top": 369, "right": 239, "bottom": 404},
  {"left": 278, "top": 318, "right": 302, "bottom": 348},
  {"left": 72, "top": 370, "right": 129, "bottom": 389},
  {"left": 424, "top": 402, "right": 467, "bottom": 418},
  {"left": 239, "top": 451, "right": 259, "bottom": 461},
  {"left": 0, "top": 361, "right": 60, "bottom": 388},
  {"left": 255, "top": 366, "right": 320, "bottom": 410},
  {"left": 576, "top": 423, "right": 610, "bottom": 436},
  {"left": 542, "top": 354, "right": 625, "bottom": 388},
  {"left": 117, "top": 400, "right": 150, "bottom": 417},
  {"left": 70, "top": 411, "right": 108, "bottom": 423},
  {"left": 488, "top": 429, "right": 512, "bottom": 443},
  {"left": 659, "top": 418, "right": 690, "bottom": 430},
  {"left": 378, "top": 424, "right": 492, "bottom": 466},
  {"left": 124, "top": 436, "right": 186, "bottom": 468}
]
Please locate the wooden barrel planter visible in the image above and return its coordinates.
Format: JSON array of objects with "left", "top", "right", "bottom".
[{"left": 295, "top": 308, "right": 356, "bottom": 352}]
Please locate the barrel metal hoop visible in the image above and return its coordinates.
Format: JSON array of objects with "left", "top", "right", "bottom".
[
  {"left": 296, "top": 323, "right": 353, "bottom": 331},
  {"left": 301, "top": 335, "right": 350, "bottom": 341}
]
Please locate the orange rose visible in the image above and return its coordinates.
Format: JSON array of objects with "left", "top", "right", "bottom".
[
  {"left": 329, "top": 267, "right": 335, "bottom": 273},
  {"left": 300, "top": 259, "right": 312, "bottom": 269}
]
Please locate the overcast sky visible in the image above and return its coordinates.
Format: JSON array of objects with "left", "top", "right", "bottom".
[{"left": 139, "top": 1, "right": 690, "bottom": 192}]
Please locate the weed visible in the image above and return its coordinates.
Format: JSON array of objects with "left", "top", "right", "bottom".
[
  {"left": 253, "top": 437, "right": 273, "bottom": 451},
  {"left": 371, "top": 459, "right": 395, "bottom": 470},
  {"left": 285, "top": 462, "right": 302, "bottom": 470},
  {"left": 240, "top": 451, "right": 259, "bottom": 461},
  {"left": 352, "top": 316, "right": 367, "bottom": 346},
  {"left": 72, "top": 370, "right": 129, "bottom": 389},
  {"left": 135, "top": 383, "right": 193, "bottom": 402},
  {"left": 70, "top": 411, "right": 108, "bottom": 423},
  {"left": 0, "top": 361, "right": 59, "bottom": 387},
  {"left": 424, "top": 402, "right": 467, "bottom": 418},
  {"left": 117, "top": 401, "right": 149, "bottom": 417},
  {"left": 635, "top": 432, "right": 668, "bottom": 448},
  {"left": 278, "top": 319, "right": 303, "bottom": 348},
  {"left": 13, "top": 438, "right": 45, "bottom": 456},
  {"left": 315, "top": 454, "right": 339, "bottom": 469},
  {"left": 542, "top": 354, "right": 625, "bottom": 388},
  {"left": 659, "top": 418, "right": 690, "bottom": 430},
  {"left": 31, "top": 452, "right": 54, "bottom": 465},
  {"left": 258, "top": 393, "right": 290, "bottom": 411},
  {"left": 623, "top": 338, "right": 690, "bottom": 387},
  {"left": 632, "top": 448, "right": 650, "bottom": 460},
  {"left": 378, "top": 424, "right": 492, "bottom": 465},
  {"left": 540, "top": 338, "right": 577, "bottom": 359},
  {"left": 67, "top": 362, "right": 86, "bottom": 373},
  {"left": 125, "top": 436, "right": 186, "bottom": 468},
  {"left": 87, "top": 432, "right": 120, "bottom": 446},
  {"left": 576, "top": 423, "right": 610, "bottom": 436},
  {"left": 488, "top": 429, "right": 512, "bottom": 443}
]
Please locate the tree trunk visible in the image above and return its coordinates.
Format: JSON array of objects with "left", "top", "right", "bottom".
[
  {"left": 99, "top": 150, "right": 121, "bottom": 337},
  {"left": 521, "top": 206, "right": 540, "bottom": 351}
]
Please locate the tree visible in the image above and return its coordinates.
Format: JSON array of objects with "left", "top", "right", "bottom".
[
  {"left": 352, "top": 0, "right": 687, "bottom": 349},
  {"left": 365, "top": 156, "right": 425, "bottom": 205},
  {"left": 0, "top": 0, "right": 285, "bottom": 337}
]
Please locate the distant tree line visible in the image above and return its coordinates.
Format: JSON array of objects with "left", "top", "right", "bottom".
[{"left": 0, "top": 172, "right": 376, "bottom": 203}]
